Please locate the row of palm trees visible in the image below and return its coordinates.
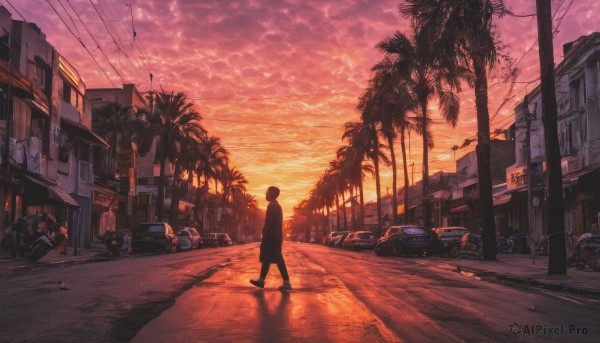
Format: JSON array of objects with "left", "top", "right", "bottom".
[
  {"left": 291, "top": 0, "right": 511, "bottom": 260},
  {"left": 92, "top": 90, "right": 259, "bottom": 236}
]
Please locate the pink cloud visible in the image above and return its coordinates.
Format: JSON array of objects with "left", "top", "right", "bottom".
[{"left": 11, "top": 0, "right": 599, "bottom": 216}]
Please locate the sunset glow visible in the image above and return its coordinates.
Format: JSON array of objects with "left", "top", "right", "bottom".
[{"left": 12, "top": 0, "right": 600, "bottom": 217}]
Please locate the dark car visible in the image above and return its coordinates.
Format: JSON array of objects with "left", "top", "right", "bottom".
[
  {"left": 333, "top": 231, "right": 351, "bottom": 248},
  {"left": 350, "top": 231, "right": 376, "bottom": 251},
  {"left": 325, "top": 231, "right": 349, "bottom": 247},
  {"left": 201, "top": 233, "right": 219, "bottom": 247},
  {"left": 342, "top": 232, "right": 357, "bottom": 250},
  {"left": 132, "top": 222, "right": 178, "bottom": 254},
  {"left": 216, "top": 233, "right": 233, "bottom": 246},
  {"left": 431, "top": 227, "right": 470, "bottom": 257},
  {"left": 374, "top": 225, "right": 432, "bottom": 257}
]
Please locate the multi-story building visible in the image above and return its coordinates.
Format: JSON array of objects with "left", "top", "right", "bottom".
[
  {"left": 87, "top": 84, "right": 148, "bottom": 235},
  {"left": 0, "top": 6, "right": 106, "bottom": 250},
  {"left": 449, "top": 139, "right": 515, "bottom": 233},
  {"left": 511, "top": 32, "right": 600, "bottom": 241}
]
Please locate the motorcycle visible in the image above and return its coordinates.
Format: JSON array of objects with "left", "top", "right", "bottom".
[
  {"left": 28, "top": 222, "right": 68, "bottom": 261},
  {"left": 568, "top": 233, "right": 600, "bottom": 271},
  {"left": 458, "top": 233, "right": 483, "bottom": 259},
  {"left": 97, "top": 230, "right": 125, "bottom": 257},
  {"left": 497, "top": 232, "right": 529, "bottom": 254},
  {"left": 7, "top": 214, "right": 60, "bottom": 259}
]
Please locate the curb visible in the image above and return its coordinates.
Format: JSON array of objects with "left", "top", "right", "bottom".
[
  {"left": 0, "top": 254, "right": 115, "bottom": 277},
  {"left": 441, "top": 262, "right": 600, "bottom": 298}
]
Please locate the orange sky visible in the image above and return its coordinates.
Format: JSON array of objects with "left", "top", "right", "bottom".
[{"left": 12, "top": 0, "right": 600, "bottom": 218}]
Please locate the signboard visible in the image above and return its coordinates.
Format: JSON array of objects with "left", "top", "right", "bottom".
[
  {"left": 506, "top": 166, "right": 528, "bottom": 190},
  {"left": 135, "top": 193, "right": 150, "bottom": 211}
]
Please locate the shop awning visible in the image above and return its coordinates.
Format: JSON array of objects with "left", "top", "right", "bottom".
[
  {"left": 450, "top": 205, "right": 470, "bottom": 213},
  {"left": 493, "top": 194, "right": 512, "bottom": 207},
  {"left": 60, "top": 118, "right": 109, "bottom": 147},
  {"left": 23, "top": 174, "right": 80, "bottom": 207}
]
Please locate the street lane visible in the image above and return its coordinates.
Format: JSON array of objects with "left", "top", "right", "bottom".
[{"left": 1, "top": 242, "right": 598, "bottom": 342}]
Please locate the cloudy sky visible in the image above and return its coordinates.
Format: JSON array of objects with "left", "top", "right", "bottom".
[{"left": 8, "top": 0, "right": 599, "bottom": 217}]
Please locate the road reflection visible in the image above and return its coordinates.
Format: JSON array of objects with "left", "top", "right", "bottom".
[{"left": 253, "top": 290, "right": 291, "bottom": 342}]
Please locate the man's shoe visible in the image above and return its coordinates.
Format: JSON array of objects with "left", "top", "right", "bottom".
[
  {"left": 279, "top": 281, "right": 292, "bottom": 291},
  {"left": 250, "top": 279, "right": 265, "bottom": 288}
]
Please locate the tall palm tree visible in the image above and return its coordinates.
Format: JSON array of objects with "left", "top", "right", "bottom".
[
  {"left": 401, "top": 0, "right": 508, "bottom": 259},
  {"left": 137, "top": 90, "right": 206, "bottom": 221},
  {"left": 220, "top": 165, "right": 248, "bottom": 233},
  {"left": 365, "top": 56, "right": 418, "bottom": 226},
  {"left": 377, "top": 22, "right": 467, "bottom": 228},
  {"left": 92, "top": 102, "right": 140, "bottom": 179},
  {"left": 194, "top": 135, "right": 229, "bottom": 230},
  {"left": 168, "top": 131, "right": 202, "bottom": 225}
]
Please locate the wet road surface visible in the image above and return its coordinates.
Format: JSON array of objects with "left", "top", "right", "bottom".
[{"left": 1, "top": 242, "right": 599, "bottom": 342}]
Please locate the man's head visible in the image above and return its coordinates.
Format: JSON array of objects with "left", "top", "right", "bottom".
[{"left": 266, "top": 186, "right": 280, "bottom": 201}]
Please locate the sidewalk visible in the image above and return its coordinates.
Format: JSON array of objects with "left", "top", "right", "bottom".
[
  {"left": 0, "top": 243, "right": 118, "bottom": 277},
  {"left": 428, "top": 253, "right": 600, "bottom": 297}
]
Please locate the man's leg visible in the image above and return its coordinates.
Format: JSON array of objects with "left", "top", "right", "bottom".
[
  {"left": 250, "top": 263, "right": 270, "bottom": 288},
  {"left": 275, "top": 258, "right": 289, "bottom": 281},
  {"left": 260, "top": 262, "right": 271, "bottom": 279},
  {"left": 276, "top": 258, "right": 292, "bottom": 291}
]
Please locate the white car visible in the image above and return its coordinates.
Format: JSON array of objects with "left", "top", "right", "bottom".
[{"left": 176, "top": 229, "right": 195, "bottom": 251}]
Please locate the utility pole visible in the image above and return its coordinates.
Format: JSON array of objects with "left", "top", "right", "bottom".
[
  {"left": 523, "top": 94, "right": 535, "bottom": 264},
  {"left": 536, "top": 0, "right": 567, "bottom": 275}
]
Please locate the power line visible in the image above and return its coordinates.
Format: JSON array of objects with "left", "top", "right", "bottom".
[
  {"left": 2, "top": 0, "right": 27, "bottom": 23},
  {"left": 102, "top": 0, "right": 154, "bottom": 86},
  {"left": 88, "top": 0, "right": 150, "bottom": 90},
  {"left": 62, "top": 0, "right": 126, "bottom": 85},
  {"left": 44, "top": 0, "right": 118, "bottom": 87},
  {"left": 103, "top": 0, "right": 155, "bottom": 89}
]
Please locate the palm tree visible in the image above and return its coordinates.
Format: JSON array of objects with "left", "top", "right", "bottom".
[
  {"left": 364, "top": 56, "right": 419, "bottom": 226},
  {"left": 326, "top": 159, "right": 345, "bottom": 230},
  {"left": 194, "top": 135, "right": 229, "bottom": 230},
  {"left": 401, "top": 0, "right": 508, "bottom": 259},
  {"left": 220, "top": 165, "right": 248, "bottom": 233},
  {"left": 377, "top": 22, "right": 467, "bottom": 228},
  {"left": 168, "top": 130, "right": 202, "bottom": 225},
  {"left": 137, "top": 90, "right": 206, "bottom": 221},
  {"left": 92, "top": 102, "right": 139, "bottom": 179}
]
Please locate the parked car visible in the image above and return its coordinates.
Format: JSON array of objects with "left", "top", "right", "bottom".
[
  {"left": 132, "top": 222, "right": 178, "bottom": 254},
  {"left": 201, "top": 233, "right": 219, "bottom": 247},
  {"left": 216, "top": 233, "right": 233, "bottom": 246},
  {"left": 431, "top": 227, "right": 470, "bottom": 257},
  {"left": 374, "top": 225, "right": 432, "bottom": 257},
  {"left": 325, "top": 231, "right": 349, "bottom": 247},
  {"left": 333, "top": 231, "right": 351, "bottom": 248},
  {"left": 176, "top": 227, "right": 202, "bottom": 251},
  {"left": 350, "top": 231, "right": 376, "bottom": 250},
  {"left": 342, "top": 232, "right": 357, "bottom": 250}
]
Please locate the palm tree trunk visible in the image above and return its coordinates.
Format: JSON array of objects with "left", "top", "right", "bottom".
[
  {"left": 374, "top": 142, "right": 383, "bottom": 235},
  {"left": 387, "top": 135, "right": 398, "bottom": 225},
  {"left": 349, "top": 186, "right": 356, "bottom": 230},
  {"left": 341, "top": 190, "right": 348, "bottom": 229},
  {"left": 335, "top": 193, "right": 340, "bottom": 230},
  {"left": 169, "top": 161, "right": 182, "bottom": 225},
  {"left": 325, "top": 205, "right": 330, "bottom": 234},
  {"left": 421, "top": 100, "right": 430, "bottom": 228},
  {"left": 156, "top": 154, "right": 167, "bottom": 221},
  {"left": 472, "top": 53, "right": 496, "bottom": 261},
  {"left": 401, "top": 127, "right": 410, "bottom": 225},
  {"left": 358, "top": 181, "right": 365, "bottom": 228}
]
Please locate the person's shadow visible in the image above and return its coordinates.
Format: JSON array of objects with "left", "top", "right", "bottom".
[{"left": 253, "top": 290, "right": 291, "bottom": 342}]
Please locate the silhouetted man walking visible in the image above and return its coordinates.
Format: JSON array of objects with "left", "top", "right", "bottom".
[{"left": 250, "top": 186, "right": 291, "bottom": 291}]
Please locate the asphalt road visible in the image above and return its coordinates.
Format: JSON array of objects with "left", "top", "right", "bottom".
[{"left": 1, "top": 243, "right": 598, "bottom": 342}]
